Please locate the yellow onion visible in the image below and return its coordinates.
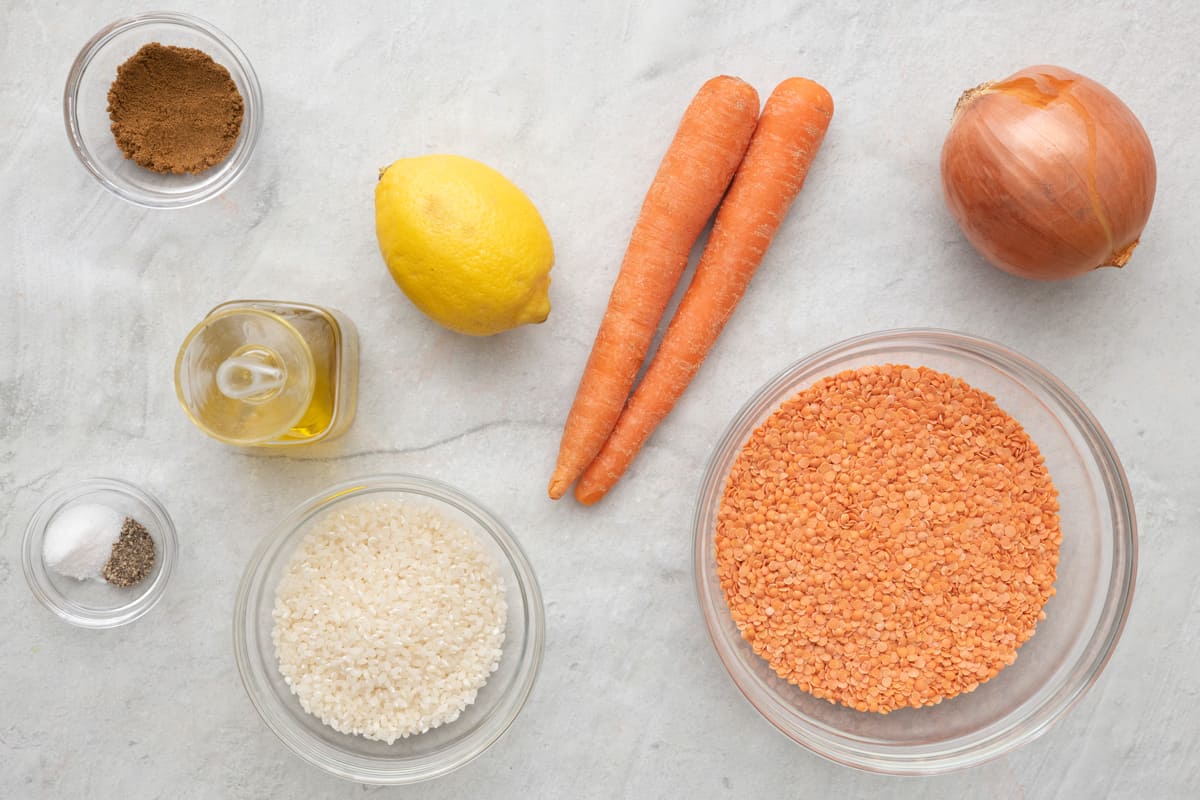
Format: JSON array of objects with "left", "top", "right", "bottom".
[{"left": 941, "top": 64, "right": 1156, "bottom": 280}]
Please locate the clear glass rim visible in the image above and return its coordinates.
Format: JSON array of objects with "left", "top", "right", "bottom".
[
  {"left": 21, "top": 477, "right": 178, "bottom": 629},
  {"left": 692, "top": 327, "right": 1137, "bottom": 775},
  {"left": 233, "top": 474, "right": 546, "bottom": 785},
  {"left": 197, "top": 300, "right": 354, "bottom": 447},
  {"left": 63, "top": 10, "right": 264, "bottom": 209},
  {"left": 173, "top": 305, "right": 317, "bottom": 446}
]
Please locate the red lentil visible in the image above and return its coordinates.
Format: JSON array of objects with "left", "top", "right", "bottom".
[{"left": 715, "top": 364, "right": 1061, "bottom": 713}]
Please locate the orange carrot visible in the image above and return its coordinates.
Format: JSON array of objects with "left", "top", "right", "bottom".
[
  {"left": 575, "top": 77, "right": 834, "bottom": 505},
  {"left": 548, "top": 76, "right": 760, "bottom": 500}
]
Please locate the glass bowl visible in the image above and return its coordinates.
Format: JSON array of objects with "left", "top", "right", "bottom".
[
  {"left": 22, "top": 477, "right": 178, "bottom": 628},
  {"left": 64, "top": 11, "right": 262, "bottom": 208},
  {"left": 234, "top": 475, "right": 545, "bottom": 784},
  {"left": 693, "top": 328, "right": 1136, "bottom": 775}
]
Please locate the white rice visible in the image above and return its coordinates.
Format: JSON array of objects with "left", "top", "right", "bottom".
[{"left": 271, "top": 499, "right": 507, "bottom": 743}]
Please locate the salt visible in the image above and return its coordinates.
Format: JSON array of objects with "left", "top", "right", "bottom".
[{"left": 42, "top": 503, "right": 124, "bottom": 580}]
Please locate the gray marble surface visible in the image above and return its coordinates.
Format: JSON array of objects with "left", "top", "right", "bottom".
[{"left": 3, "top": 1, "right": 1198, "bottom": 797}]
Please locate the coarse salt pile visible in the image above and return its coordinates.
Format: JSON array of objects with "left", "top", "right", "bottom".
[
  {"left": 42, "top": 503, "right": 125, "bottom": 580},
  {"left": 272, "top": 500, "right": 507, "bottom": 743}
]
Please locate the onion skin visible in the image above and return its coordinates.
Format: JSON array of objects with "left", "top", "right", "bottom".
[{"left": 941, "top": 65, "right": 1156, "bottom": 280}]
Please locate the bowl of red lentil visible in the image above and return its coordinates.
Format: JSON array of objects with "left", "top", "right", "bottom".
[{"left": 693, "top": 328, "right": 1136, "bottom": 774}]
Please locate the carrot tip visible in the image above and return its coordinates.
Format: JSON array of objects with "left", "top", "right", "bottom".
[
  {"left": 574, "top": 484, "right": 603, "bottom": 506},
  {"left": 548, "top": 478, "right": 569, "bottom": 500}
]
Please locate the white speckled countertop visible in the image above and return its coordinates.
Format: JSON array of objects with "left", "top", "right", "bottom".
[{"left": 3, "top": 1, "right": 1198, "bottom": 797}]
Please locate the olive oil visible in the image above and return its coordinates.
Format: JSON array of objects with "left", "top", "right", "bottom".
[{"left": 175, "top": 300, "right": 358, "bottom": 446}]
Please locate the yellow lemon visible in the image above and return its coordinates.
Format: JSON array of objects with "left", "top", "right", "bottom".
[{"left": 375, "top": 155, "right": 554, "bottom": 336}]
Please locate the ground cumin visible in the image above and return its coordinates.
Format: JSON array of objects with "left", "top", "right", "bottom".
[
  {"left": 107, "top": 42, "right": 244, "bottom": 175},
  {"left": 715, "top": 364, "right": 1061, "bottom": 713}
]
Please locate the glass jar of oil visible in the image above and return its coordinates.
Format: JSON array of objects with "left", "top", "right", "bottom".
[{"left": 174, "top": 300, "right": 359, "bottom": 446}]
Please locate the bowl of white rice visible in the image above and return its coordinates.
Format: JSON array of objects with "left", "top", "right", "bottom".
[{"left": 234, "top": 475, "right": 544, "bottom": 784}]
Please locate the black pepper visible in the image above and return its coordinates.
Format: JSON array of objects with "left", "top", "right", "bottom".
[{"left": 103, "top": 517, "right": 156, "bottom": 588}]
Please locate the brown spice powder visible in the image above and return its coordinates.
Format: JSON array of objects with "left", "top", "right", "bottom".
[
  {"left": 715, "top": 364, "right": 1062, "bottom": 713},
  {"left": 103, "top": 517, "right": 157, "bottom": 588},
  {"left": 107, "top": 42, "right": 244, "bottom": 175}
]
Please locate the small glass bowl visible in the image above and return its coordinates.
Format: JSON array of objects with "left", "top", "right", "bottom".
[
  {"left": 64, "top": 11, "right": 263, "bottom": 208},
  {"left": 694, "top": 329, "right": 1137, "bottom": 775},
  {"left": 22, "top": 477, "right": 178, "bottom": 628},
  {"left": 234, "top": 475, "right": 545, "bottom": 785}
]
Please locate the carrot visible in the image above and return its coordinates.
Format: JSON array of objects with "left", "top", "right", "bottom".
[
  {"left": 575, "top": 77, "right": 834, "bottom": 505},
  {"left": 548, "top": 76, "right": 760, "bottom": 500}
]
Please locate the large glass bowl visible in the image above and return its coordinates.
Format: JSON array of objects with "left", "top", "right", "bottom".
[
  {"left": 64, "top": 12, "right": 262, "bottom": 208},
  {"left": 693, "top": 329, "right": 1136, "bottom": 774},
  {"left": 234, "top": 475, "right": 544, "bottom": 784}
]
